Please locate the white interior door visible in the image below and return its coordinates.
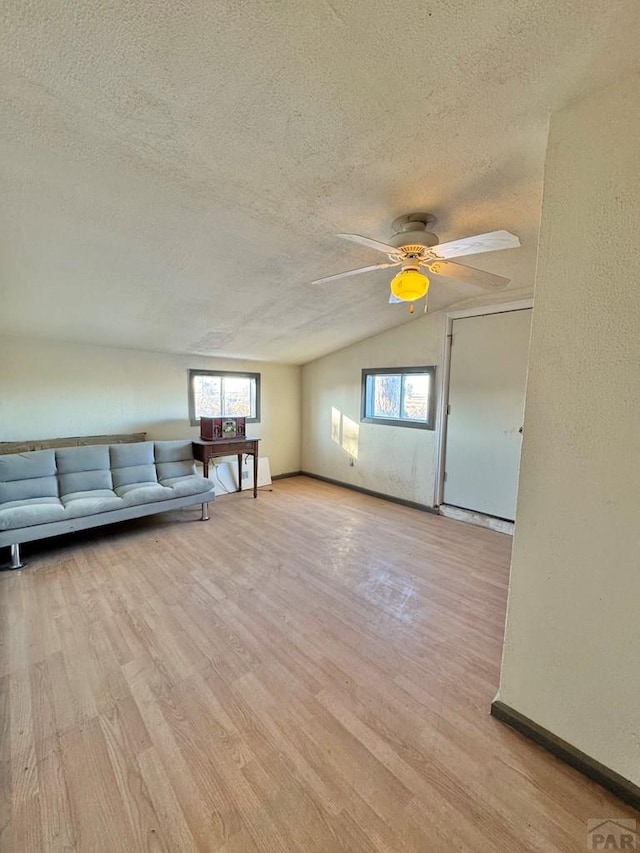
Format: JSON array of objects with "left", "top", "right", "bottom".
[{"left": 443, "top": 309, "right": 532, "bottom": 521}]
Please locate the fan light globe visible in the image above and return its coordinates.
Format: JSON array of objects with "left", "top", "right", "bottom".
[{"left": 390, "top": 268, "right": 429, "bottom": 301}]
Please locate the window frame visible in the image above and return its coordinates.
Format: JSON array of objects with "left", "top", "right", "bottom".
[
  {"left": 188, "top": 369, "right": 261, "bottom": 426},
  {"left": 361, "top": 366, "right": 436, "bottom": 430}
]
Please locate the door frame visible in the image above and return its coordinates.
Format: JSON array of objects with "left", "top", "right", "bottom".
[{"left": 433, "top": 298, "right": 534, "bottom": 508}]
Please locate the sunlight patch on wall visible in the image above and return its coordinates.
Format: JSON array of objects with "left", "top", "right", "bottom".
[
  {"left": 329, "top": 407, "right": 360, "bottom": 460},
  {"left": 342, "top": 416, "right": 359, "bottom": 460},
  {"left": 331, "top": 406, "right": 341, "bottom": 444}
]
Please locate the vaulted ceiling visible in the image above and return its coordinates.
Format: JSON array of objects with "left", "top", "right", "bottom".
[{"left": 2, "top": 0, "right": 639, "bottom": 363}]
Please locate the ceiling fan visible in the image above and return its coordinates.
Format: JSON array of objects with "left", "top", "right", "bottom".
[{"left": 313, "top": 213, "right": 521, "bottom": 312}]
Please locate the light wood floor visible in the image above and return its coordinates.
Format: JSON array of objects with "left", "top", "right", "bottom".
[{"left": 0, "top": 477, "right": 635, "bottom": 852}]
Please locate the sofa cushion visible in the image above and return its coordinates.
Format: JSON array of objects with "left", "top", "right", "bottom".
[
  {"left": 115, "top": 482, "right": 174, "bottom": 506},
  {"left": 56, "top": 445, "right": 113, "bottom": 495},
  {"left": 154, "top": 441, "right": 196, "bottom": 481},
  {"left": 154, "top": 440, "right": 194, "bottom": 463},
  {"left": 160, "top": 474, "right": 214, "bottom": 498},
  {"left": 61, "top": 489, "right": 124, "bottom": 518},
  {"left": 0, "top": 497, "right": 66, "bottom": 531},
  {"left": 110, "top": 442, "right": 158, "bottom": 489},
  {"left": 110, "top": 442, "right": 155, "bottom": 469},
  {"left": 56, "top": 445, "right": 111, "bottom": 474},
  {"left": 0, "top": 450, "right": 59, "bottom": 503}
]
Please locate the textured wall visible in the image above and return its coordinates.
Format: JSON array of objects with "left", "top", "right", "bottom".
[
  {"left": 0, "top": 338, "right": 302, "bottom": 476},
  {"left": 497, "top": 74, "right": 640, "bottom": 783},
  {"left": 302, "top": 312, "right": 445, "bottom": 506}
]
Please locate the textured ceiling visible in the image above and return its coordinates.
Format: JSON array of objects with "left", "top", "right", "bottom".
[{"left": 1, "top": 1, "right": 639, "bottom": 364}]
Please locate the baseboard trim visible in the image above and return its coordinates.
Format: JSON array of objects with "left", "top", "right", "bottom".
[
  {"left": 271, "top": 471, "right": 302, "bottom": 481},
  {"left": 491, "top": 701, "right": 640, "bottom": 810},
  {"left": 300, "top": 471, "right": 439, "bottom": 514}
]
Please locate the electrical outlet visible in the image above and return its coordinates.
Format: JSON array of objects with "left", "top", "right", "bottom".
[{"left": 242, "top": 469, "right": 250, "bottom": 480}]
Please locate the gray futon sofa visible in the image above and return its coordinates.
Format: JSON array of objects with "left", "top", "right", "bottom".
[{"left": 0, "top": 440, "right": 215, "bottom": 568}]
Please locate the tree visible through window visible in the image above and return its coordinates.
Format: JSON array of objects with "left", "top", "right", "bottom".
[
  {"left": 189, "top": 370, "right": 260, "bottom": 424},
  {"left": 362, "top": 367, "right": 435, "bottom": 429}
]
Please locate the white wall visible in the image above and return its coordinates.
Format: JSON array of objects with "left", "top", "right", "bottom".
[
  {"left": 302, "top": 312, "right": 445, "bottom": 507},
  {"left": 0, "top": 338, "right": 302, "bottom": 476},
  {"left": 497, "top": 74, "right": 640, "bottom": 784}
]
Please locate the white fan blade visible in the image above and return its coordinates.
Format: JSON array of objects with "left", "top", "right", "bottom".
[
  {"left": 431, "top": 230, "right": 520, "bottom": 260},
  {"left": 312, "top": 261, "right": 398, "bottom": 285},
  {"left": 427, "top": 260, "right": 510, "bottom": 289},
  {"left": 337, "top": 233, "right": 399, "bottom": 255},
  {"left": 388, "top": 294, "right": 404, "bottom": 304}
]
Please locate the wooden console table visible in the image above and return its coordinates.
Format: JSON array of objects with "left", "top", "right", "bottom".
[{"left": 192, "top": 438, "right": 261, "bottom": 499}]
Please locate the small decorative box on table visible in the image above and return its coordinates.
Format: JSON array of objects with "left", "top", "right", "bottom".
[{"left": 193, "top": 418, "right": 260, "bottom": 498}]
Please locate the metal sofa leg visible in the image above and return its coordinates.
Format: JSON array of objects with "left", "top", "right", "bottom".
[
  {"left": 10, "top": 544, "right": 25, "bottom": 569},
  {"left": 200, "top": 503, "right": 210, "bottom": 521}
]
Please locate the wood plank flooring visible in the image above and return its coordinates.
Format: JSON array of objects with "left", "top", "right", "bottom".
[{"left": 0, "top": 476, "right": 636, "bottom": 851}]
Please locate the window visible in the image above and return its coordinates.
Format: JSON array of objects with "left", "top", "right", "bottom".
[
  {"left": 361, "top": 366, "right": 436, "bottom": 430},
  {"left": 188, "top": 370, "right": 260, "bottom": 425}
]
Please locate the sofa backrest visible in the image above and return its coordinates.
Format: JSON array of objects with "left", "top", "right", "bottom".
[
  {"left": 0, "top": 440, "right": 199, "bottom": 504},
  {"left": 0, "top": 449, "right": 59, "bottom": 503}
]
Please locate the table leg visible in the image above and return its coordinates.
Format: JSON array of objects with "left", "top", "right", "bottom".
[
  {"left": 237, "top": 454, "right": 243, "bottom": 492},
  {"left": 203, "top": 458, "right": 209, "bottom": 478},
  {"left": 253, "top": 450, "right": 258, "bottom": 498}
]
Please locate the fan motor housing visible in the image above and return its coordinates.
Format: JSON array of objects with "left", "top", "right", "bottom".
[
  {"left": 388, "top": 213, "right": 439, "bottom": 251},
  {"left": 388, "top": 230, "right": 439, "bottom": 251}
]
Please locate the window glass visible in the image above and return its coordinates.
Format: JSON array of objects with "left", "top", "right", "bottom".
[
  {"left": 372, "top": 374, "right": 401, "bottom": 419},
  {"left": 193, "top": 375, "right": 222, "bottom": 418},
  {"left": 402, "top": 373, "right": 430, "bottom": 421}
]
